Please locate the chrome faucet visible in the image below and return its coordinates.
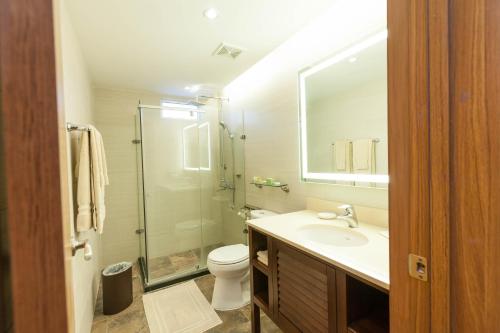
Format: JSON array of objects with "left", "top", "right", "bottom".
[{"left": 337, "top": 204, "right": 359, "bottom": 228}]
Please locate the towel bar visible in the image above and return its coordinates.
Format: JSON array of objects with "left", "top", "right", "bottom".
[{"left": 66, "top": 122, "right": 90, "bottom": 132}]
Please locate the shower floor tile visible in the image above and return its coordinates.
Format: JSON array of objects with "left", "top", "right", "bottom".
[
  {"left": 91, "top": 263, "right": 281, "bottom": 333},
  {"left": 148, "top": 244, "right": 223, "bottom": 281}
]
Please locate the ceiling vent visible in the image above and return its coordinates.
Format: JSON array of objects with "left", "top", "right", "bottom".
[{"left": 213, "top": 43, "right": 243, "bottom": 59}]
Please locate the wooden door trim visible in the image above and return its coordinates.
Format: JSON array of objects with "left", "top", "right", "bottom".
[
  {"left": 0, "top": 0, "right": 69, "bottom": 332},
  {"left": 388, "top": 0, "right": 432, "bottom": 332},
  {"left": 428, "top": 0, "right": 451, "bottom": 331}
]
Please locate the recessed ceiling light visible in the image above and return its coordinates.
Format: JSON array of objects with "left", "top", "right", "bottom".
[
  {"left": 203, "top": 8, "right": 218, "bottom": 20},
  {"left": 348, "top": 57, "right": 357, "bottom": 63},
  {"left": 184, "top": 86, "right": 191, "bottom": 90}
]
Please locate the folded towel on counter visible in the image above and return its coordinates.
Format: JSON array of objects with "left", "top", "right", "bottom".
[{"left": 257, "top": 250, "right": 268, "bottom": 266}]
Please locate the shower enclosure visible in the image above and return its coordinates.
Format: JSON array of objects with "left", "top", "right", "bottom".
[{"left": 135, "top": 98, "right": 246, "bottom": 288}]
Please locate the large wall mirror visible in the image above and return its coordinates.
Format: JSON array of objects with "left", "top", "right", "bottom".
[{"left": 299, "top": 30, "right": 388, "bottom": 187}]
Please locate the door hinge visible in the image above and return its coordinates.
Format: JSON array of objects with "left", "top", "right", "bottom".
[
  {"left": 132, "top": 139, "right": 141, "bottom": 144},
  {"left": 409, "top": 254, "right": 428, "bottom": 281},
  {"left": 135, "top": 228, "right": 145, "bottom": 234}
]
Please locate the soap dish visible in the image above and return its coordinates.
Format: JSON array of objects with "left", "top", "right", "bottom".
[{"left": 317, "top": 212, "right": 337, "bottom": 220}]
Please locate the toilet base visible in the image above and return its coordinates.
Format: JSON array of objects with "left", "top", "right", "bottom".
[{"left": 211, "top": 274, "right": 250, "bottom": 311}]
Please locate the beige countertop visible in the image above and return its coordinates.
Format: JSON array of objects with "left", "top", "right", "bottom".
[{"left": 246, "top": 210, "right": 389, "bottom": 290}]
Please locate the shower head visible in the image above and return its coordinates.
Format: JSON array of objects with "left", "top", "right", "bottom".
[
  {"left": 219, "top": 121, "right": 234, "bottom": 139},
  {"left": 187, "top": 100, "right": 205, "bottom": 107}
]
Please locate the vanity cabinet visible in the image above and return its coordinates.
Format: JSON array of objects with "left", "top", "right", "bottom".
[
  {"left": 272, "top": 240, "right": 335, "bottom": 333},
  {"left": 249, "top": 227, "right": 389, "bottom": 333}
]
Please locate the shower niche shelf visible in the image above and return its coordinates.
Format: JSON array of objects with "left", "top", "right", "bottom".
[{"left": 250, "top": 182, "right": 289, "bottom": 193}]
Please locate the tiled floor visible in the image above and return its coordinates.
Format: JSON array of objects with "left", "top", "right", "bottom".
[
  {"left": 148, "top": 244, "right": 222, "bottom": 281},
  {"left": 91, "top": 264, "right": 281, "bottom": 333}
]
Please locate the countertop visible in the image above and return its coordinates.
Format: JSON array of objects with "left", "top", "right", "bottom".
[{"left": 246, "top": 210, "right": 389, "bottom": 290}]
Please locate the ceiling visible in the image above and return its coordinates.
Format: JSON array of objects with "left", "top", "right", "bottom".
[{"left": 66, "top": 0, "right": 335, "bottom": 97}]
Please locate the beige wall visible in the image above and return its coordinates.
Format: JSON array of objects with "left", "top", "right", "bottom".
[
  {"left": 58, "top": 2, "right": 101, "bottom": 333},
  {"left": 224, "top": 0, "right": 388, "bottom": 214},
  {"left": 93, "top": 88, "right": 150, "bottom": 267}
]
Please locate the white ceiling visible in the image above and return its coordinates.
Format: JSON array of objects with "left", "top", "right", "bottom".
[{"left": 66, "top": 0, "right": 335, "bottom": 97}]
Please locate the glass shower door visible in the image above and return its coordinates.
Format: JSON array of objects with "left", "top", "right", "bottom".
[
  {"left": 139, "top": 107, "right": 203, "bottom": 284},
  {"left": 197, "top": 106, "right": 223, "bottom": 269},
  {"left": 135, "top": 112, "right": 148, "bottom": 275}
]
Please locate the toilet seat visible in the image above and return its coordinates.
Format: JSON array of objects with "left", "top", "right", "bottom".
[{"left": 208, "top": 244, "right": 249, "bottom": 265}]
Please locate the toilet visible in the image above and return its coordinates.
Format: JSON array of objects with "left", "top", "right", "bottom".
[{"left": 207, "top": 209, "right": 278, "bottom": 311}]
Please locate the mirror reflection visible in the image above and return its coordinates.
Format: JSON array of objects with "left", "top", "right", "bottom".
[{"left": 300, "top": 32, "right": 388, "bottom": 186}]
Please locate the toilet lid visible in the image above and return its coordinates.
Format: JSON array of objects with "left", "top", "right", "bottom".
[{"left": 208, "top": 244, "right": 249, "bottom": 265}]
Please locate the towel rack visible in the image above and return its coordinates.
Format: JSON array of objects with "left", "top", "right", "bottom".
[
  {"left": 67, "top": 122, "right": 90, "bottom": 132},
  {"left": 331, "top": 138, "right": 380, "bottom": 146}
]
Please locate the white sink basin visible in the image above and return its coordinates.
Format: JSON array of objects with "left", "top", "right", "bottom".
[{"left": 297, "top": 224, "right": 369, "bottom": 247}]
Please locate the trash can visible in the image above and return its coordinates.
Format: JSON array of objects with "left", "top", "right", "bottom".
[{"left": 102, "top": 262, "right": 133, "bottom": 315}]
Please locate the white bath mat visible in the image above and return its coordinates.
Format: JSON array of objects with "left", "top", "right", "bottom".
[{"left": 143, "top": 280, "right": 222, "bottom": 333}]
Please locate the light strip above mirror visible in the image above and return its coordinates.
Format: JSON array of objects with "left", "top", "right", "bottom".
[{"left": 299, "top": 29, "right": 389, "bottom": 184}]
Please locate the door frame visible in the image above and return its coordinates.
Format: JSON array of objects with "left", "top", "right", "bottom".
[
  {"left": 388, "top": 0, "right": 450, "bottom": 332},
  {"left": 0, "top": 0, "right": 70, "bottom": 331}
]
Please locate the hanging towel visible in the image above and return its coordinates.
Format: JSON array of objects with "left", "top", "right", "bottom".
[
  {"left": 334, "top": 140, "right": 351, "bottom": 172},
  {"left": 75, "top": 125, "right": 109, "bottom": 234},
  {"left": 75, "top": 132, "right": 93, "bottom": 232},
  {"left": 89, "top": 125, "right": 109, "bottom": 233},
  {"left": 352, "top": 139, "right": 375, "bottom": 172}
]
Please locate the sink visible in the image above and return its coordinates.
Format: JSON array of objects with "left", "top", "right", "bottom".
[{"left": 297, "top": 224, "right": 369, "bottom": 247}]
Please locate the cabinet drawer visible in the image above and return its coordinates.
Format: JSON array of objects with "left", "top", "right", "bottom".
[{"left": 273, "top": 241, "right": 335, "bottom": 333}]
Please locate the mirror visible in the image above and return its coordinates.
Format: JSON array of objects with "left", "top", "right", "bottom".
[
  {"left": 183, "top": 122, "right": 211, "bottom": 171},
  {"left": 299, "top": 31, "right": 388, "bottom": 186}
]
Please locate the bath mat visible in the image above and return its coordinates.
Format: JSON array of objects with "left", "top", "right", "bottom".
[{"left": 143, "top": 280, "right": 222, "bottom": 333}]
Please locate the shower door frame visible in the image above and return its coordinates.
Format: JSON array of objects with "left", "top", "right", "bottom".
[{"left": 136, "top": 104, "right": 210, "bottom": 290}]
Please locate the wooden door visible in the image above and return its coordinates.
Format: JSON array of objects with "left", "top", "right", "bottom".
[
  {"left": 0, "top": 0, "right": 70, "bottom": 332},
  {"left": 448, "top": 0, "right": 500, "bottom": 331},
  {"left": 389, "top": 0, "right": 500, "bottom": 332}
]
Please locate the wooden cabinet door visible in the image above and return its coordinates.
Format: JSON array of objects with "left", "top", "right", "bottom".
[{"left": 271, "top": 240, "right": 336, "bottom": 333}]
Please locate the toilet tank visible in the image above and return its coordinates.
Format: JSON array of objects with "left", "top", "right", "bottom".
[{"left": 250, "top": 209, "right": 278, "bottom": 219}]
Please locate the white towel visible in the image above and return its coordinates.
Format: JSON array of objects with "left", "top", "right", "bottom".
[
  {"left": 334, "top": 140, "right": 351, "bottom": 171},
  {"left": 257, "top": 250, "right": 268, "bottom": 259},
  {"left": 257, "top": 250, "right": 268, "bottom": 266},
  {"left": 352, "top": 139, "right": 374, "bottom": 172},
  {"left": 89, "top": 125, "right": 109, "bottom": 233},
  {"left": 257, "top": 256, "right": 268, "bottom": 266},
  {"left": 75, "top": 126, "right": 109, "bottom": 234},
  {"left": 75, "top": 132, "right": 92, "bottom": 232}
]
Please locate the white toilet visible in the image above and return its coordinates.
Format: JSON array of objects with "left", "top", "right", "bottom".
[{"left": 207, "top": 209, "right": 277, "bottom": 311}]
